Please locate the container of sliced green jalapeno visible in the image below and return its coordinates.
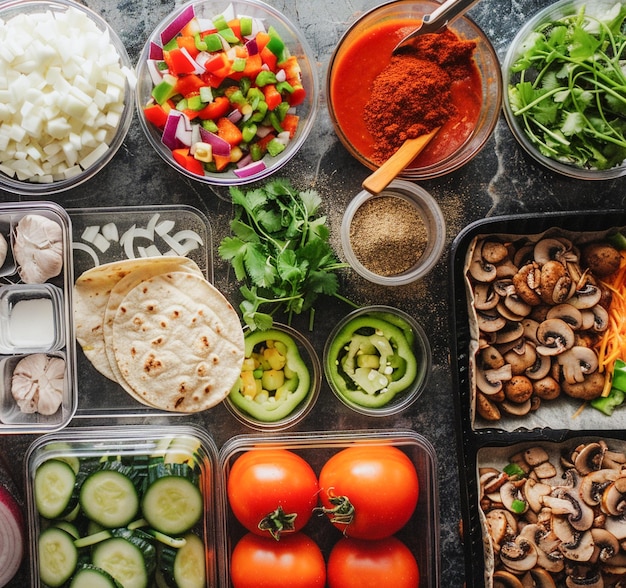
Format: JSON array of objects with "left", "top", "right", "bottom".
[
  {"left": 324, "top": 306, "right": 431, "bottom": 416},
  {"left": 225, "top": 324, "right": 321, "bottom": 430}
]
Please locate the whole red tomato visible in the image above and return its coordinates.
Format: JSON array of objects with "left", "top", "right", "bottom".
[
  {"left": 327, "top": 535, "right": 420, "bottom": 588},
  {"left": 230, "top": 532, "right": 326, "bottom": 588},
  {"left": 318, "top": 445, "right": 419, "bottom": 539},
  {"left": 227, "top": 449, "right": 319, "bottom": 539}
]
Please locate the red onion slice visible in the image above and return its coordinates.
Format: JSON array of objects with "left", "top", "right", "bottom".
[
  {"left": 149, "top": 41, "right": 163, "bottom": 60},
  {"left": 160, "top": 4, "right": 195, "bottom": 46},
  {"left": 233, "top": 160, "right": 267, "bottom": 178},
  {"left": 0, "top": 485, "right": 23, "bottom": 588},
  {"left": 199, "top": 127, "right": 231, "bottom": 157}
]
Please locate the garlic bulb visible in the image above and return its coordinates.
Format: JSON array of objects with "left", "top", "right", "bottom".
[
  {"left": 13, "top": 215, "right": 63, "bottom": 283},
  {"left": 11, "top": 354, "right": 65, "bottom": 415}
]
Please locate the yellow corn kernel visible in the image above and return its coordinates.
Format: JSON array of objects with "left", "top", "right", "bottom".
[
  {"left": 191, "top": 141, "right": 213, "bottom": 162},
  {"left": 241, "top": 357, "right": 257, "bottom": 371},
  {"left": 240, "top": 370, "right": 258, "bottom": 398},
  {"left": 263, "top": 346, "right": 286, "bottom": 370},
  {"left": 261, "top": 368, "right": 285, "bottom": 391}
]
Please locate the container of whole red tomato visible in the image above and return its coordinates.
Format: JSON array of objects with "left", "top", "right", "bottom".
[{"left": 217, "top": 429, "right": 439, "bottom": 588}]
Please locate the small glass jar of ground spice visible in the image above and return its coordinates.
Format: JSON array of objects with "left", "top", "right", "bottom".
[{"left": 341, "top": 180, "right": 446, "bottom": 286}]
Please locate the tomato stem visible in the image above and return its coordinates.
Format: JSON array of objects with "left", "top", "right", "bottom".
[
  {"left": 258, "top": 506, "right": 298, "bottom": 540},
  {"left": 320, "top": 494, "right": 355, "bottom": 529}
]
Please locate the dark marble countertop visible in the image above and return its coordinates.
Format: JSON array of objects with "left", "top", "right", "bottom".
[{"left": 1, "top": 0, "right": 625, "bottom": 586}]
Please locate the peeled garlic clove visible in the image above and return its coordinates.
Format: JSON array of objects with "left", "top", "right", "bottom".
[
  {"left": 11, "top": 354, "right": 65, "bottom": 415},
  {"left": 13, "top": 215, "right": 63, "bottom": 284},
  {"left": 0, "top": 233, "right": 7, "bottom": 269}
]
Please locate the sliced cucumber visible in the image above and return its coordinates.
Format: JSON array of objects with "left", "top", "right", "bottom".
[
  {"left": 53, "top": 520, "right": 80, "bottom": 540},
  {"left": 165, "top": 435, "right": 202, "bottom": 467},
  {"left": 39, "top": 526, "right": 79, "bottom": 587},
  {"left": 35, "top": 459, "right": 77, "bottom": 519},
  {"left": 79, "top": 469, "right": 139, "bottom": 528},
  {"left": 142, "top": 474, "right": 203, "bottom": 535},
  {"left": 173, "top": 533, "right": 206, "bottom": 588},
  {"left": 69, "top": 564, "right": 122, "bottom": 588},
  {"left": 92, "top": 535, "right": 154, "bottom": 588}
]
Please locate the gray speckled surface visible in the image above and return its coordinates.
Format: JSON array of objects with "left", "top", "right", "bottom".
[{"left": 1, "top": 0, "right": 625, "bottom": 586}]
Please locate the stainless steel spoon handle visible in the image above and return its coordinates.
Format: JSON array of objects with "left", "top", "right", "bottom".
[{"left": 394, "top": 0, "right": 482, "bottom": 51}]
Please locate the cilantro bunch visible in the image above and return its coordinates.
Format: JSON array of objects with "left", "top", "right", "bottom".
[
  {"left": 507, "top": 3, "right": 626, "bottom": 170},
  {"left": 218, "top": 179, "right": 354, "bottom": 331}
]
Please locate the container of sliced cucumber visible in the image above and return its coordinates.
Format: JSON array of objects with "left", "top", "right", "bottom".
[{"left": 24, "top": 425, "right": 219, "bottom": 588}]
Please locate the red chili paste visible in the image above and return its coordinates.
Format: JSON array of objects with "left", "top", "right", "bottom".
[{"left": 330, "top": 19, "right": 482, "bottom": 168}]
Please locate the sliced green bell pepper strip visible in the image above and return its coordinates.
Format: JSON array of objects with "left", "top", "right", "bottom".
[
  {"left": 229, "top": 329, "right": 311, "bottom": 422},
  {"left": 326, "top": 316, "right": 418, "bottom": 408}
]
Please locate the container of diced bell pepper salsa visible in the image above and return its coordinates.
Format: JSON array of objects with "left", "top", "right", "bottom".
[
  {"left": 324, "top": 305, "right": 431, "bottom": 416},
  {"left": 135, "top": 0, "right": 319, "bottom": 188},
  {"left": 224, "top": 323, "right": 321, "bottom": 430}
]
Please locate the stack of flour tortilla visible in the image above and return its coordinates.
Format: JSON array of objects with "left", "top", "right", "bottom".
[{"left": 74, "top": 257, "right": 244, "bottom": 413}]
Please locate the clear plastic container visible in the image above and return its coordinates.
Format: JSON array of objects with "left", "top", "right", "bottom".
[
  {"left": 0, "top": 202, "right": 76, "bottom": 433},
  {"left": 223, "top": 323, "right": 321, "bottom": 431},
  {"left": 218, "top": 429, "right": 441, "bottom": 587},
  {"left": 135, "top": 0, "right": 319, "bottom": 187},
  {"left": 341, "top": 180, "right": 446, "bottom": 285},
  {"left": 324, "top": 305, "right": 432, "bottom": 417},
  {"left": 0, "top": 0, "right": 134, "bottom": 195},
  {"left": 25, "top": 425, "right": 220, "bottom": 588}
]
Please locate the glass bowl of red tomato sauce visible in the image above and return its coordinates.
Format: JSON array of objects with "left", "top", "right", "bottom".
[
  {"left": 135, "top": 0, "right": 319, "bottom": 186},
  {"left": 326, "top": 0, "right": 501, "bottom": 180}
]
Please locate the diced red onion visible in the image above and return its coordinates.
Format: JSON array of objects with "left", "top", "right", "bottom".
[
  {"left": 233, "top": 160, "right": 267, "bottom": 178},
  {"left": 228, "top": 109, "right": 243, "bottom": 124},
  {"left": 245, "top": 38, "right": 259, "bottom": 55},
  {"left": 175, "top": 113, "right": 193, "bottom": 147},
  {"left": 0, "top": 485, "right": 23, "bottom": 588},
  {"left": 255, "top": 125, "right": 273, "bottom": 138},
  {"left": 149, "top": 41, "right": 163, "bottom": 60},
  {"left": 147, "top": 60, "right": 164, "bottom": 86},
  {"left": 162, "top": 111, "right": 183, "bottom": 150},
  {"left": 237, "top": 153, "right": 253, "bottom": 168},
  {"left": 160, "top": 4, "right": 195, "bottom": 46},
  {"left": 199, "top": 127, "right": 231, "bottom": 157}
]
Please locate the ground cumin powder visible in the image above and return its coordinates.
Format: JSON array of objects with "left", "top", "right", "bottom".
[{"left": 349, "top": 196, "right": 427, "bottom": 276}]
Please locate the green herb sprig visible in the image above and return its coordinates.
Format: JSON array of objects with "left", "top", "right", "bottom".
[
  {"left": 507, "top": 3, "right": 626, "bottom": 170},
  {"left": 218, "top": 179, "right": 355, "bottom": 331}
]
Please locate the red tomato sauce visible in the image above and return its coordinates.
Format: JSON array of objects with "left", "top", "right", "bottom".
[{"left": 329, "top": 19, "right": 483, "bottom": 168}]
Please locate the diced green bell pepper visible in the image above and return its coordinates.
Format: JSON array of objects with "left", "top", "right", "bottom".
[
  {"left": 591, "top": 388, "right": 626, "bottom": 416},
  {"left": 229, "top": 329, "right": 311, "bottom": 422},
  {"left": 326, "top": 315, "right": 418, "bottom": 408}
]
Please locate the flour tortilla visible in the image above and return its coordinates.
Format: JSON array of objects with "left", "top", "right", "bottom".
[
  {"left": 111, "top": 271, "right": 244, "bottom": 412},
  {"left": 73, "top": 257, "right": 202, "bottom": 383}
]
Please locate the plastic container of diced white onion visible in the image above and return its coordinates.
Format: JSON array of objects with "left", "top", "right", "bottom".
[{"left": 0, "top": 0, "right": 135, "bottom": 195}]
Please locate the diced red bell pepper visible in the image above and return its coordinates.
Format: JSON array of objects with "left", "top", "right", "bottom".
[
  {"left": 287, "top": 82, "right": 306, "bottom": 106},
  {"left": 281, "top": 113, "right": 299, "bottom": 138},
  {"left": 163, "top": 48, "right": 198, "bottom": 76},
  {"left": 143, "top": 103, "right": 169, "bottom": 128},
  {"left": 176, "top": 35, "right": 200, "bottom": 58},
  {"left": 217, "top": 117, "right": 243, "bottom": 146},
  {"left": 255, "top": 30, "right": 271, "bottom": 51},
  {"left": 172, "top": 148, "right": 205, "bottom": 175},
  {"left": 262, "top": 84, "right": 282, "bottom": 111},
  {"left": 213, "top": 154, "right": 231, "bottom": 171},
  {"left": 227, "top": 19, "right": 243, "bottom": 42},
  {"left": 256, "top": 132, "right": 277, "bottom": 154},
  {"left": 174, "top": 73, "right": 205, "bottom": 98},
  {"left": 279, "top": 56, "right": 302, "bottom": 79},
  {"left": 196, "top": 95, "right": 231, "bottom": 121},
  {"left": 260, "top": 46, "right": 277, "bottom": 71}
]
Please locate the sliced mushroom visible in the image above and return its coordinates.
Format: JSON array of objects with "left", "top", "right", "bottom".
[
  {"left": 574, "top": 443, "right": 605, "bottom": 475},
  {"left": 474, "top": 282, "right": 500, "bottom": 310},
  {"left": 493, "top": 570, "right": 524, "bottom": 588},
  {"left": 558, "top": 528, "right": 594, "bottom": 562},
  {"left": 477, "top": 364, "right": 513, "bottom": 395},
  {"left": 504, "top": 345, "right": 537, "bottom": 375},
  {"left": 485, "top": 508, "right": 517, "bottom": 547},
  {"left": 524, "top": 446, "right": 550, "bottom": 467},
  {"left": 590, "top": 527, "right": 620, "bottom": 563},
  {"left": 546, "top": 304, "right": 583, "bottom": 329},
  {"left": 513, "top": 262, "right": 542, "bottom": 306},
  {"left": 556, "top": 346, "right": 599, "bottom": 385},
  {"left": 600, "top": 477, "right": 626, "bottom": 517},
  {"left": 567, "top": 283, "right": 602, "bottom": 310},
  {"left": 536, "top": 318, "right": 575, "bottom": 356},
  {"left": 481, "top": 345, "right": 506, "bottom": 369},
  {"left": 483, "top": 240, "right": 510, "bottom": 264},
  {"left": 579, "top": 469, "right": 619, "bottom": 506},
  {"left": 533, "top": 461, "right": 558, "bottom": 480},
  {"left": 495, "top": 321, "right": 526, "bottom": 345},
  {"left": 500, "top": 536, "right": 538, "bottom": 572},
  {"left": 524, "top": 477, "right": 552, "bottom": 513},
  {"left": 588, "top": 304, "right": 609, "bottom": 332},
  {"left": 604, "top": 512, "right": 626, "bottom": 541},
  {"left": 518, "top": 523, "right": 564, "bottom": 575},
  {"left": 476, "top": 391, "right": 502, "bottom": 421},
  {"left": 500, "top": 398, "right": 532, "bottom": 417},
  {"left": 534, "top": 237, "right": 575, "bottom": 265},
  {"left": 543, "top": 488, "right": 594, "bottom": 532},
  {"left": 520, "top": 568, "right": 557, "bottom": 588},
  {"left": 469, "top": 240, "right": 498, "bottom": 282},
  {"left": 477, "top": 309, "right": 507, "bottom": 333},
  {"left": 500, "top": 480, "right": 528, "bottom": 515},
  {"left": 563, "top": 564, "right": 603, "bottom": 588}
]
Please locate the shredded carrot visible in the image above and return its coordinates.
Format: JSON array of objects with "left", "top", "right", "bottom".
[{"left": 594, "top": 250, "right": 626, "bottom": 395}]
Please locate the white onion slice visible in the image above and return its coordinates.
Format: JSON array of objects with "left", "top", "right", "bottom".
[
  {"left": 233, "top": 160, "right": 267, "bottom": 178},
  {"left": 72, "top": 242, "right": 100, "bottom": 266}
]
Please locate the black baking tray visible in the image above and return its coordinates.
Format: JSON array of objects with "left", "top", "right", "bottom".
[{"left": 448, "top": 210, "right": 626, "bottom": 587}]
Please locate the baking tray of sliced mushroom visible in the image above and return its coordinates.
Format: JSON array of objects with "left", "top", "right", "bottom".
[
  {"left": 69, "top": 204, "right": 214, "bottom": 418},
  {"left": 0, "top": 201, "right": 77, "bottom": 434},
  {"left": 448, "top": 210, "right": 626, "bottom": 587}
]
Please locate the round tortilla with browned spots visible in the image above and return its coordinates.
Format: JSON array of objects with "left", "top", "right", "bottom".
[{"left": 111, "top": 271, "right": 244, "bottom": 412}]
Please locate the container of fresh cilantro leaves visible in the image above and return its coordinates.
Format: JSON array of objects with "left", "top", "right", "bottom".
[
  {"left": 218, "top": 179, "right": 356, "bottom": 331},
  {"left": 502, "top": 0, "right": 626, "bottom": 180}
]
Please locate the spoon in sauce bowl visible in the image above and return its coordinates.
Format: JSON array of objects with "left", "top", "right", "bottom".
[{"left": 392, "top": 0, "right": 482, "bottom": 55}]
